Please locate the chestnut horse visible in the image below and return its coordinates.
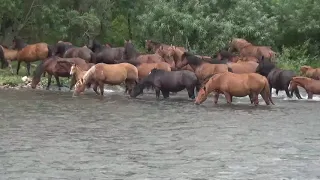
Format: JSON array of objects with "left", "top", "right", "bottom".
[
  {"left": 176, "top": 52, "right": 232, "bottom": 85},
  {"left": 195, "top": 72, "right": 274, "bottom": 106},
  {"left": 12, "top": 37, "right": 53, "bottom": 75},
  {"left": 70, "top": 64, "right": 99, "bottom": 94},
  {"left": 289, "top": 77, "right": 320, "bottom": 99},
  {"left": 74, "top": 63, "right": 138, "bottom": 96},
  {"left": 216, "top": 50, "right": 259, "bottom": 63},
  {"left": 88, "top": 39, "right": 124, "bottom": 64},
  {"left": 167, "top": 46, "right": 194, "bottom": 72},
  {"left": 136, "top": 62, "right": 171, "bottom": 80},
  {"left": 228, "top": 38, "right": 276, "bottom": 62},
  {"left": 300, "top": 65, "right": 320, "bottom": 80},
  {"left": 120, "top": 40, "right": 165, "bottom": 65},
  {"left": 227, "top": 61, "right": 259, "bottom": 74},
  {"left": 145, "top": 40, "right": 171, "bottom": 53},
  {"left": 155, "top": 46, "right": 176, "bottom": 69},
  {"left": 0, "top": 45, "right": 18, "bottom": 73}
]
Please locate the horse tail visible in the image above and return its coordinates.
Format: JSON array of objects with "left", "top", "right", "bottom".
[
  {"left": 90, "top": 52, "right": 96, "bottom": 64},
  {"left": 261, "top": 78, "right": 274, "bottom": 105}
]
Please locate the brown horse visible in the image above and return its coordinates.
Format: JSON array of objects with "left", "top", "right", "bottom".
[
  {"left": 63, "top": 47, "right": 95, "bottom": 63},
  {"left": 195, "top": 72, "right": 274, "bottom": 106},
  {"left": 31, "top": 57, "right": 92, "bottom": 90},
  {"left": 0, "top": 45, "right": 18, "bottom": 73},
  {"left": 58, "top": 41, "right": 72, "bottom": 45},
  {"left": 88, "top": 39, "right": 124, "bottom": 64},
  {"left": 300, "top": 65, "right": 320, "bottom": 80},
  {"left": 228, "top": 38, "right": 276, "bottom": 62},
  {"left": 176, "top": 52, "right": 231, "bottom": 85},
  {"left": 145, "top": 40, "right": 171, "bottom": 53},
  {"left": 137, "top": 62, "right": 171, "bottom": 80},
  {"left": 74, "top": 63, "right": 138, "bottom": 96},
  {"left": 289, "top": 77, "right": 320, "bottom": 99},
  {"left": 121, "top": 40, "right": 165, "bottom": 65},
  {"left": 57, "top": 58, "right": 94, "bottom": 89},
  {"left": 155, "top": 46, "right": 176, "bottom": 69},
  {"left": 167, "top": 46, "right": 194, "bottom": 72},
  {"left": 227, "top": 61, "right": 259, "bottom": 74},
  {"left": 216, "top": 50, "right": 259, "bottom": 63},
  {"left": 12, "top": 37, "right": 53, "bottom": 75}
]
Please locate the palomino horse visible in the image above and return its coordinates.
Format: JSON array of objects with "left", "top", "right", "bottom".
[
  {"left": 216, "top": 50, "right": 259, "bottom": 63},
  {"left": 136, "top": 62, "right": 171, "bottom": 80},
  {"left": 256, "top": 57, "right": 302, "bottom": 99},
  {"left": 195, "top": 72, "right": 274, "bottom": 106},
  {"left": 12, "top": 37, "right": 53, "bottom": 75},
  {"left": 70, "top": 64, "right": 99, "bottom": 94},
  {"left": 120, "top": 40, "right": 165, "bottom": 65},
  {"left": 300, "top": 65, "right": 320, "bottom": 80},
  {"left": 289, "top": 77, "right": 320, "bottom": 99},
  {"left": 228, "top": 38, "right": 276, "bottom": 62},
  {"left": 88, "top": 39, "right": 124, "bottom": 64},
  {"left": 56, "top": 58, "right": 94, "bottom": 89},
  {"left": 74, "top": 63, "right": 138, "bottom": 96},
  {"left": 63, "top": 47, "right": 95, "bottom": 63},
  {"left": 0, "top": 45, "right": 18, "bottom": 73},
  {"left": 176, "top": 52, "right": 232, "bottom": 85},
  {"left": 130, "top": 68, "right": 199, "bottom": 99}
]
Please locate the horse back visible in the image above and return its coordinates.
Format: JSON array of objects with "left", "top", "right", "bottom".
[{"left": 18, "top": 43, "right": 49, "bottom": 61}]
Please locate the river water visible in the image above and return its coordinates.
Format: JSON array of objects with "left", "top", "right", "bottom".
[{"left": 1, "top": 87, "right": 320, "bottom": 180}]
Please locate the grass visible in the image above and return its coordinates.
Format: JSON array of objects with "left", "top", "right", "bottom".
[{"left": 0, "top": 61, "right": 70, "bottom": 87}]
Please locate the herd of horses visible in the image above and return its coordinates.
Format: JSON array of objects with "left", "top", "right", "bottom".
[{"left": 0, "top": 37, "right": 320, "bottom": 106}]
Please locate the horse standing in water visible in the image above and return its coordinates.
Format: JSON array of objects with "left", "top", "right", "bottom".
[
  {"left": 228, "top": 38, "right": 276, "bottom": 62},
  {"left": 195, "top": 72, "right": 274, "bottom": 106},
  {"left": 74, "top": 63, "right": 138, "bottom": 96},
  {"left": 130, "top": 68, "right": 199, "bottom": 99},
  {"left": 12, "top": 37, "right": 53, "bottom": 75},
  {"left": 31, "top": 57, "right": 92, "bottom": 90},
  {"left": 136, "top": 62, "right": 171, "bottom": 80},
  {"left": 167, "top": 46, "right": 194, "bottom": 72},
  {"left": 0, "top": 45, "right": 18, "bottom": 73},
  {"left": 70, "top": 64, "right": 99, "bottom": 94},
  {"left": 88, "top": 39, "right": 124, "bottom": 64},
  {"left": 289, "top": 77, "right": 320, "bottom": 99},
  {"left": 256, "top": 57, "right": 302, "bottom": 99},
  {"left": 176, "top": 52, "right": 232, "bottom": 85}
]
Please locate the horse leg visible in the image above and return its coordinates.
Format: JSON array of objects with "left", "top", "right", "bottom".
[
  {"left": 249, "top": 94, "right": 254, "bottom": 104},
  {"left": 294, "top": 88, "right": 302, "bottom": 99},
  {"left": 99, "top": 83, "right": 104, "bottom": 96},
  {"left": 54, "top": 75, "right": 62, "bottom": 91},
  {"left": 187, "top": 88, "right": 196, "bottom": 99},
  {"left": 26, "top": 62, "right": 31, "bottom": 76},
  {"left": 93, "top": 84, "right": 99, "bottom": 95},
  {"left": 307, "top": 91, "right": 313, "bottom": 99},
  {"left": 155, "top": 87, "right": 161, "bottom": 99},
  {"left": 275, "top": 89, "right": 279, "bottom": 96},
  {"left": 16, "top": 61, "right": 21, "bottom": 75},
  {"left": 8, "top": 60, "right": 13, "bottom": 74},
  {"left": 46, "top": 74, "right": 52, "bottom": 90},
  {"left": 252, "top": 93, "right": 260, "bottom": 106},
  {"left": 223, "top": 92, "right": 232, "bottom": 104},
  {"left": 69, "top": 76, "right": 76, "bottom": 90},
  {"left": 285, "top": 88, "right": 292, "bottom": 98},
  {"left": 213, "top": 92, "right": 219, "bottom": 104},
  {"left": 161, "top": 90, "right": 170, "bottom": 99}
]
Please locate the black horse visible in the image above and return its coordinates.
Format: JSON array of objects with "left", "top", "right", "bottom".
[
  {"left": 130, "top": 68, "right": 200, "bottom": 99},
  {"left": 256, "top": 57, "right": 302, "bottom": 99},
  {"left": 54, "top": 42, "right": 75, "bottom": 57},
  {"left": 88, "top": 39, "right": 124, "bottom": 64}
]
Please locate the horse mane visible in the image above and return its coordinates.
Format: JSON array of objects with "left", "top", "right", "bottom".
[{"left": 81, "top": 65, "right": 96, "bottom": 84}]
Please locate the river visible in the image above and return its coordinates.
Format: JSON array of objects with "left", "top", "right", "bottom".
[{"left": 1, "top": 87, "right": 320, "bottom": 180}]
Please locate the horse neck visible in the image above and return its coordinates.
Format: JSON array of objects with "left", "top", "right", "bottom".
[
  {"left": 293, "top": 78, "right": 309, "bottom": 88},
  {"left": 75, "top": 67, "right": 86, "bottom": 80},
  {"left": 4, "top": 49, "right": 18, "bottom": 58}
]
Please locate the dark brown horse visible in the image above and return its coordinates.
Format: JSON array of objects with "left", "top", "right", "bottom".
[
  {"left": 12, "top": 37, "right": 53, "bottom": 75},
  {"left": 31, "top": 57, "right": 92, "bottom": 90},
  {"left": 228, "top": 38, "right": 276, "bottom": 62},
  {"left": 88, "top": 39, "right": 124, "bottom": 64},
  {"left": 63, "top": 47, "right": 95, "bottom": 63},
  {"left": 120, "top": 40, "right": 165, "bottom": 66},
  {"left": 54, "top": 42, "right": 76, "bottom": 57}
]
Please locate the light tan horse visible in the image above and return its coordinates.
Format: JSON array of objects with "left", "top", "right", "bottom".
[
  {"left": 300, "top": 65, "right": 320, "bottom": 80},
  {"left": 74, "top": 63, "right": 138, "bottom": 96},
  {"left": 0, "top": 45, "right": 18, "bottom": 73},
  {"left": 229, "top": 38, "right": 276, "bottom": 62},
  {"left": 195, "top": 72, "right": 274, "bottom": 106},
  {"left": 289, "top": 76, "right": 320, "bottom": 99},
  {"left": 70, "top": 64, "right": 100, "bottom": 94}
]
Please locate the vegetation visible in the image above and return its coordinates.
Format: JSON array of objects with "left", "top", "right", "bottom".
[{"left": 0, "top": 0, "right": 319, "bottom": 85}]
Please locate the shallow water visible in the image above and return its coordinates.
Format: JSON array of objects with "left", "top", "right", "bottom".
[{"left": 1, "top": 87, "right": 320, "bottom": 180}]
